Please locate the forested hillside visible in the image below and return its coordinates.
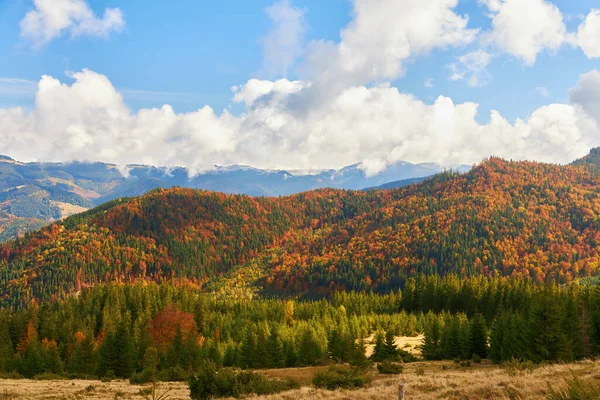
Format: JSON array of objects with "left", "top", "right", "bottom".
[
  {"left": 0, "top": 155, "right": 448, "bottom": 242},
  {"left": 2, "top": 156, "right": 600, "bottom": 307}
]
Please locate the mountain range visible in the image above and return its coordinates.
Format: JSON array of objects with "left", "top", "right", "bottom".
[
  {"left": 1, "top": 149, "right": 600, "bottom": 307},
  {"left": 0, "top": 155, "right": 468, "bottom": 242}
]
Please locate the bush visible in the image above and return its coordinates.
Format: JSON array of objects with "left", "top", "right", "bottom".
[
  {"left": 459, "top": 360, "right": 472, "bottom": 368},
  {"left": 0, "top": 372, "right": 23, "bottom": 380},
  {"left": 157, "top": 366, "right": 188, "bottom": 382},
  {"left": 472, "top": 354, "right": 482, "bottom": 364},
  {"left": 312, "top": 365, "right": 371, "bottom": 390},
  {"left": 129, "top": 369, "right": 153, "bottom": 384},
  {"left": 377, "top": 361, "right": 403, "bottom": 375},
  {"left": 415, "top": 367, "right": 425, "bottom": 376},
  {"left": 189, "top": 361, "right": 298, "bottom": 400},
  {"left": 547, "top": 376, "right": 600, "bottom": 400},
  {"left": 103, "top": 370, "right": 117, "bottom": 381},
  {"left": 397, "top": 349, "right": 418, "bottom": 363}
]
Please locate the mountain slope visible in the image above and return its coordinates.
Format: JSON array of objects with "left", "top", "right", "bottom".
[
  {"left": 2, "top": 157, "right": 600, "bottom": 307},
  {"left": 0, "top": 155, "right": 451, "bottom": 241}
]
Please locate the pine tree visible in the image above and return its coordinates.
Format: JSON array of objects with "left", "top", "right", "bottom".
[
  {"left": 20, "top": 340, "right": 44, "bottom": 378},
  {"left": 468, "top": 314, "right": 488, "bottom": 359},
  {"left": 98, "top": 325, "right": 135, "bottom": 378},
  {"left": 267, "top": 329, "right": 285, "bottom": 368},
  {"left": 371, "top": 331, "right": 386, "bottom": 361},
  {"left": 441, "top": 318, "right": 461, "bottom": 360},
  {"left": 69, "top": 334, "right": 97, "bottom": 378},
  {"left": 239, "top": 327, "right": 257, "bottom": 369},
  {"left": 328, "top": 327, "right": 347, "bottom": 363},
  {"left": 298, "top": 328, "right": 323, "bottom": 366},
  {"left": 284, "top": 340, "right": 297, "bottom": 368},
  {"left": 383, "top": 331, "right": 398, "bottom": 361},
  {"left": 42, "top": 339, "right": 63, "bottom": 374},
  {"left": 0, "top": 311, "right": 14, "bottom": 372},
  {"left": 527, "top": 295, "right": 569, "bottom": 362},
  {"left": 349, "top": 334, "right": 371, "bottom": 368},
  {"left": 422, "top": 317, "right": 442, "bottom": 360}
]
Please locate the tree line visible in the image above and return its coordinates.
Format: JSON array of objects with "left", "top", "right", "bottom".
[{"left": 0, "top": 275, "right": 598, "bottom": 380}]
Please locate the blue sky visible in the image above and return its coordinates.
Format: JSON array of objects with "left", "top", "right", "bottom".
[
  {"left": 0, "top": 0, "right": 596, "bottom": 120},
  {"left": 0, "top": 0, "right": 599, "bottom": 172}
]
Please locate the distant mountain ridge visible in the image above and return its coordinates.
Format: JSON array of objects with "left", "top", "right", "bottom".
[{"left": 0, "top": 154, "right": 465, "bottom": 241}]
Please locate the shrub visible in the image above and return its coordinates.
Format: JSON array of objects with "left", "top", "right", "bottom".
[
  {"left": 0, "top": 372, "right": 23, "bottom": 380},
  {"left": 547, "top": 376, "right": 600, "bottom": 400},
  {"left": 189, "top": 361, "right": 298, "bottom": 400},
  {"left": 459, "top": 360, "right": 472, "bottom": 368},
  {"left": 156, "top": 366, "right": 188, "bottom": 382},
  {"left": 472, "top": 354, "right": 482, "bottom": 364},
  {"left": 129, "top": 369, "right": 153, "bottom": 384},
  {"left": 398, "top": 349, "right": 418, "bottom": 363},
  {"left": 415, "top": 367, "right": 425, "bottom": 376},
  {"left": 103, "top": 370, "right": 117, "bottom": 381},
  {"left": 312, "top": 365, "right": 371, "bottom": 390},
  {"left": 377, "top": 361, "right": 403, "bottom": 375}
]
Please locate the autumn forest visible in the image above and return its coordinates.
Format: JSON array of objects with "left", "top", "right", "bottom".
[{"left": 2, "top": 151, "right": 600, "bottom": 397}]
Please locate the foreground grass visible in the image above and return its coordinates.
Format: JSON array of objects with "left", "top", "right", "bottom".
[{"left": 0, "top": 360, "right": 599, "bottom": 399}]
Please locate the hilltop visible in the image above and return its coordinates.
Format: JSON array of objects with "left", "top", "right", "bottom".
[
  {"left": 0, "top": 155, "right": 454, "bottom": 242},
  {"left": 2, "top": 154, "right": 600, "bottom": 306}
]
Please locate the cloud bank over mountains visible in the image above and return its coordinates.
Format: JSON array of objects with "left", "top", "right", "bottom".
[{"left": 1, "top": 0, "right": 599, "bottom": 176}]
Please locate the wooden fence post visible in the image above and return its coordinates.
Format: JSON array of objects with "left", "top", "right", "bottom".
[{"left": 398, "top": 382, "right": 405, "bottom": 400}]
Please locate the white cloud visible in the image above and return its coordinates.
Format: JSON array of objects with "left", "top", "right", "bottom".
[
  {"left": 259, "top": 0, "right": 307, "bottom": 78},
  {"left": 480, "top": 0, "right": 568, "bottom": 65},
  {"left": 4, "top": 1, "right": 600, "bottom": 176},
  {"left": 577, "top": 9, "right": 600, "bottom": 59},
  {"left": 449, "top": 50, "right": 493, "bottom": 87},
  {"left": 20, "top": 0, "right": 125, "bottom": 48},
  {"left": 569, "top": 69, "right": 600, "bottom": 124},
  {"left": 0, "top": 68, "right": 598, "bottom": 177},
  {"left": 425, "top": 78, "right": 435, "bottom": 88},
  {"left": 301, "top": 0, "right": 478, "bottom": 89}
]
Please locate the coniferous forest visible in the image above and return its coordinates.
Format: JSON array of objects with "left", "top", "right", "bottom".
[{"left": 1, "top": 154, "right": 600, "bottom": 395}]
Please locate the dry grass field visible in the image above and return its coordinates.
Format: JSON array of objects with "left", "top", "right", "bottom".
[{"left": 0, "top": 359, "right": 599, "bottom": 400}]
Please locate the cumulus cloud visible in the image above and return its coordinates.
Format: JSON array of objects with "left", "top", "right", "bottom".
[
  {"left": 259, "top": 0, "right": 307, "bottom": 78},
  {"left": 569, "top": 69, "right": 600, "bottom": 124},
  {"left": 3, "top": 0, "right": 600, "bottom": 176},
  {"left": 480, "top": 0, "right": 568, "bottom": 65},
  {"left": 20, "top": 0, "right": 125, "bottom": 47},
  {"left": 577, "top": 10, "right": 600, "bottom": 59},
  {"left": 301, "top": 0, "right": 477, "bottom": 89},
  {"left": 449, "top": 50, "right": 493, "bottom": 87},
  {"left": 0, "top": 68, "right": 598, "bottom": 176}
]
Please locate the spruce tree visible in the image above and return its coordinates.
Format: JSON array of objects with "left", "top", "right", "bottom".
[
  {"left": 468, "top": 314, "right": 488, "bottom": 359},
  {"left": 69, "top": 334, "right": 97, "bottom": 378},
  {"left": 298, "top": 328, "right": 323, "bottom": 366},
  {"left": 239, "top": 327, "right": 257, "bottom": 369},
  {"left": 42, "top": 340, "right": 64, "bottom": 374},
  {"left": 383, "top": 331, "right": 398, "bottom": 361},
  {"left": 422, "top": 317, "right": 442, "bottom": 360},
  {"left": 0, "top": 311, "right": 14, "bottom": 372},
  {"left": 328, "top": 327, "right": 347, "bottom": 363},
  {"left": 371, "top": 331, "right": 387, "bottom": 361}
]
